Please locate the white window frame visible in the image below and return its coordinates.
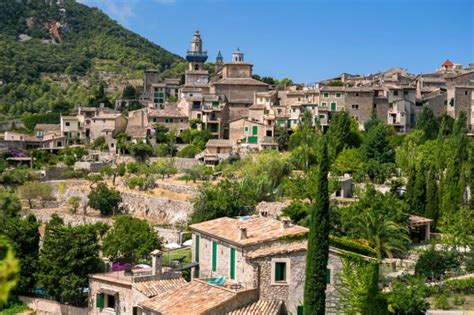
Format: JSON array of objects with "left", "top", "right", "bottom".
[{"left": 271, "top": 258, "right": 290, "bottom": 286}]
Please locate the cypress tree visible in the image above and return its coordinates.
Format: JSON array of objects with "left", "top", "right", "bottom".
[
  {"left": 412, "top": 165, "right": 427, "bottom": 215},
  {"left": 470, "top": 142, "right": 474, "bottom": 210},
  {"left": 425, "top": 166, "right": 439, "bottom": 225},
  {"left": 304, "top": 139, "right": 330, "bottom": 314}
]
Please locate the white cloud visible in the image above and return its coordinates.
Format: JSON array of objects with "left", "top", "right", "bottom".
[{"left": 76, "top": 0, "right": 138, "bottom": 26}]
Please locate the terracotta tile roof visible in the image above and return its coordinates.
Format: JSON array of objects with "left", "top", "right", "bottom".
[
  {"left": 34, "top": 124, "right": 60, "bottom": 132},
  {"left": 249, "top": 103, "right": 266, "bottom": 110},
  {"left": 190, "top": 216, "right": 308, "bottom": 247},
  {"left": 149, "top": 105, "right": 187, "bottom": 118},
  {"left": 93, "top": 113, "right": 123, "bottom": 120},
  {"left": 213, "top": 78, "right": 269, "bottom": 86},
  {"left": 206, "top": 139, "right": 235, "bottom": 148},
  {"left": 442, "top": 59, "right": 454, "bottom": 67},
  {"left": 227, "top": 299, "right": 283, "bottom": 315},
  {"left": 140, "top": 280, "right": 236, "bottom": 314},
  {"left": 246, "top": 241, "right": 307, "bottom": 259},
  {"left": 133, "top": 277, "right": 187, "bottom": 298},
  {"left": 126, "top": 126, "right": 148, "bottom": 138}
]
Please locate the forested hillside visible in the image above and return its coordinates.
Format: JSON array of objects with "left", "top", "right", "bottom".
[{"left": 0, "top": 0, "right": 184, "bottom": 116}]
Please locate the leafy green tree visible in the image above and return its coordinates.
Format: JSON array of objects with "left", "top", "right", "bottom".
[
  {"left": 304, "top": 139, "right": 330, "bottom": 314},
  {"left": 438, "top": 114, "right": 455, "bottom": 138},
  {"left": 416, "top": 107, "right": 439, "bottom": 140},
  {"left": 100, "top": 163, "right": 126, "bottom": 185},
  {"left": 388, "top": 276, "right": 429, "bottom": 315},
  {"left": 102, "top": 216, "right": 160, "bottom": 264},
  {"left": 361, "top": 124, "right": 394, "bottom": 164},
  {"left": 274, "top": 125, "right": 289, "bottom": 151},
  {"left": 0, "top": 237, "right": 19, "bottom": 307},
  {"left": 36, "top": 217, "right": 107, "bottom": 305},
  {"left": 17, "top": 181, "right": 54, "bottom": 209},
  {"left": 151, "top": 159, "right": 177, "bottom": 179},
  {"left": 332, "top": 148, "right": 363, "bottom": 176},
  {"left": 452, "top": 111, "right": 467, "bottom": 136},
  {"left": 363, "top": 108, "right": 380, "bottom": 132},
  {"left": 290, "top": 111, "right": 320, "bottom": 170},
  {"left": 0, "top": 189, "right": 21, "bottom": 217},
  {"left": 176, "top": 144, "right": 202, "bottom": 158},
  {"left": 88, "top": 82, "right": 111, "bottom": 108},
  {"left": 281, "top": 201, "right": 309, "bottom": 226},
  {"left": 395, "top": 129, "right": 425, "bottom": 174},
  {"left": 326, "top": 111, "right": 361, "bottom": 162},
  {"left": 190, "top": 180, "right": 255, "bottom": 224},
  {"left": 0, "top": 214, "right": 40, "bottom": 293},
  {"left": 415, "top": 247, "right": 453, "bottom": 280},
  {"left": 66, "top": 196, "right": 81, "bottom": 214},
  {"left": 87, "top": 183, "right": 122, "bottom": 216},
  {"left": 438, "top": 207, "right": 473, "bottom": 249},
  {"left": 128, "top": 142, "right": 154, "bottom": 162},
  {"left": 154, "top": 124, "right": 169, "bottom": 143},
  {"left": 183, "top": 165, "right": 212, "bottom": 183}
]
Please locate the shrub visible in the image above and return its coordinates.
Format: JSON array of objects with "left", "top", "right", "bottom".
[
  {"left": 87, "top": 183, "right": 122, "bottom": 216},
  {"left": 434, "top": 293, "right": 450, "bottom": 310},
  {"left": 281, "top": 202, "right": 309, "bottom": 226},
  {"left": 415, "top": 248, "right": 462, "bottom": 280},
  {"left": 176, "top": 144, "right": 202, "bottom": 158},
  {"left": 66, "top": 196, "right": 81, "bottom": 214},
  {"left": 388, "top": 276, "right": 429, "bottom": 315}
]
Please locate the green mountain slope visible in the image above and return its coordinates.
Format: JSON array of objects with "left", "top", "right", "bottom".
[{"left": 0, "top": 0, "right": 184, "bottom": 116}]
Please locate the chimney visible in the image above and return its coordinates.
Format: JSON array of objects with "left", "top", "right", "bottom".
[
  {"left": 239, "top": 227, "right": 247, "bottom": 240},
  {"left": 280, "top": 217, "right": 291, "bottom": 229},
  {"left": 150, "top": 249, "right": 162, "bottom": 278}
]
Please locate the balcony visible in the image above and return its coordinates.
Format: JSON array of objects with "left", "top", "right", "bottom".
[{"left": 186, "top": 51, "right": 208, "bottom": 63}]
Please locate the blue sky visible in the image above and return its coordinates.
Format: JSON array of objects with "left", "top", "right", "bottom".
[{"left": 79, "top": 0, "right": 473, "bottom": 83}]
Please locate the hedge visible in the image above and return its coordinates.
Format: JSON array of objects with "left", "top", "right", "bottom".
[
  {"left": 329, "top": 235, "right": 378, "bottom": 258},
  {"left": 427, "top": 276, "right": 474, "bottom": 295},
  {"left": 278, "top": 232, "right": 377, "bottom": 258}
]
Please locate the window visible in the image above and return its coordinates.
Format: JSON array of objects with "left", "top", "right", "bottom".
[
  {"left": 465, "top": 90, "right": 469, "bottom": 96},
  {"left": 393, "top": 90, "right": 399, "bottom": 96},
  {"left": 319, "top": 114, "right": 325, "bottom": 119},
  {"left": 352, "top": 104, "right": 359, "bottom": 110},
  {"left": 195, "top": 235, "right": 200, "bottom": 263},
  {"left": 355, "top": 92, "right": 359, "bottom": 97},
  {"left": 336, "top": 92, "right": 341, "bottom": 98},
  {"left": 321, "top": 102, "right": 327, "bottom": 107},
  {"left": 292, "top": 108, "right": 296, "bottom": 113},
  {"left": 153, "top": 118, "right": 157, "bottom": 123},
  {"left": 244, "top": 126, "right": 249, "bottom": 132},
  {"left": 106, "top": 294, "right": 115, "bottom": 309},
  {"left": 323, "top": 92, "right": 329, "bottom": 98},
  {"left": 96, "top": 293, "right": 116, "bottom": 310},
  {"left": 180, "top": 119, "right": 184, "bottom": 123},
  {"left": 274, "top": 262, "right": 286, "bottom": 282},
  {"left": 326, "top": 268, "right": 331, "bottom": 284},
  {"left": 404, "top": 90, "right": 409, "bottom": 96},
  {"left": 330, "top": 102, "right": 337, "bottom": 112},
  {"left": 297, "top": 305, "right": 304, "bottom": 315},
  {"left": 212, "top": 240, "right": 217, "bottom": 272},
  {"left": 65, "top": 122, "right": 70, "bottom": 127},
  {"left": 252, "top": 125, "right": 258, "bottom": 135},
  {"left": 230, "top": 247, "right": 236, "bottom": 280}
]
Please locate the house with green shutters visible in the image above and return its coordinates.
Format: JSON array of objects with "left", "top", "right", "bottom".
[{"left": 185, "top": 215, "right": 369, "bottom": 314}]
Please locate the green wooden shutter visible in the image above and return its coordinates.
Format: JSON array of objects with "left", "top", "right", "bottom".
[
  {"left": 252, "top": 125, "right": 258, "bottom": 135},
  {"left": 195, "top": 235, "right": 200, "bottom": 263},
  {"left": 212, "top": 240, "right": 217, "bottom": 272},
  {"left": 275, "top": 262, "right": 285, "bottom": 281},
  {"left": 96, "top": 293, "right": 104, "bottom": 308},
  {"left": 326, "top": 268, "right": 331, "bottom": 284},
  {"left": 230, "top": 247, "right": 235, "bottom": 280},
  {"left": 297, "top": 305, "right": 304, "bottom": 315},
  {"left": 330, "top": 102, "right": 336, "bottom": 112}
]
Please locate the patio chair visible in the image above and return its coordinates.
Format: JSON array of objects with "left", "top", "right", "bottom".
[{"left": 207, "top": 275, "right": 226, "bottom": 286}]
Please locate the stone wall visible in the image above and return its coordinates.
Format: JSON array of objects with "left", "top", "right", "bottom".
[
  {"left": 20, "top": 296, "right": 88, "bottom": 315},
  {"left": 0, "top": 118, "right": 24, "bottom": 131},
  {"left": 48, "top": 180, "right": 193, "bottom": 225},
  {"left": 114, "top": 156, "right": 200, "bottom": 171}
]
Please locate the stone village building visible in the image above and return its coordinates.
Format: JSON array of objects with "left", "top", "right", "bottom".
[{"left": 121, "top": 215, "right": 378, "bottom": 315}]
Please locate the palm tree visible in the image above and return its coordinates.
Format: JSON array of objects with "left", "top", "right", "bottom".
[{"left": 352, "top": 212, "right": 410, "bottom": 260}]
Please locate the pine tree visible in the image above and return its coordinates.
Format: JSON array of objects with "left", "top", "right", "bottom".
[
  {"left": 425, "top": 167, "right": 439, "bottom": 225},
  {"left": 304, "top": 139, "right": 330, "bottom": 314}
]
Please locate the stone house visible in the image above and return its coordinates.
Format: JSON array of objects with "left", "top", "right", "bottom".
[
  {"left": 183, "top": 215, "right": 370, "bottom": 314},
  {"left": 200, "top": 94, "right": 229, "bottom": 139},
  {"left": 211, "top": 49, "right": 268, "bottom": 121},
  {"left": 229, "top": 117, "right": 274, "bottom": 146},
  {"left": 199, "top": 139, "right": 235, "bottom": 165},
  {"left": 90, "top": 113, "right": 128, "bottom": 141},
  {"left": 3, "top": 124, "right": 66, "bottom": 150},
  {"left": 89, "top": 250, "right": 187, "bottom": 315},
  {"left": 60, "top": 115, "right": 80, "bottom": 141},
  {"left": 148, "top": 105, "right": 189, "bottom": 135},
  {"left": 446, "top": 86, "right": 474, "bottom": 129}
]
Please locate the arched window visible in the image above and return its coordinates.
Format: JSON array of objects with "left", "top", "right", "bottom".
[{"left": 194, "top": 64, "right": 199, "bottom": 71}]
